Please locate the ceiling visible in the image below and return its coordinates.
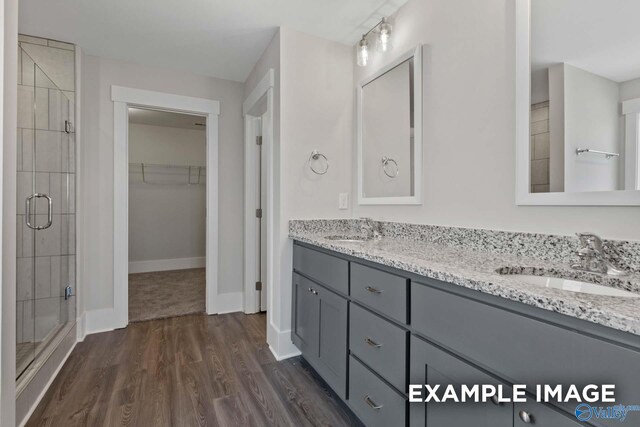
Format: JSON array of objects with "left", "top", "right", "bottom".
[
  {"left": 532, "top": 0, "right": 640, "bottom": 83},
  {"left": 18, "top": 0, "right": 406, "bottom": 83},
  {"left": 129, "top": 107, "right": 206, "bottom": 130}
]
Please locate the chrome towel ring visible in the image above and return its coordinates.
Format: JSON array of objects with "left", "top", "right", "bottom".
[
  {"left": 382, "top": 156, "right": 399, "bottom": 178},
  {"left": 309, "top": 150, "right": 329, "bottom": 175}
]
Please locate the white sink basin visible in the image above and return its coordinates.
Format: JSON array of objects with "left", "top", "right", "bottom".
[{"left": 513, "top": 275, "right": 640, "bottom": 298}]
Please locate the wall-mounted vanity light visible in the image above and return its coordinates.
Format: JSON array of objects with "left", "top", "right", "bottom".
[{"left": 356, "top": 17, "right": 393, "bottom": 67}]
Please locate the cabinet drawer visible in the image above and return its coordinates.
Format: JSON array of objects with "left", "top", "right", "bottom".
[
  {"left": 348, "top": 355, "right": 407, "bottom": 427},
  {"left": 293, "top": 244, "right": 348, "bottom": 294},
  {"left": 411, "top": 282, "right": 640, "bottom": 417},
  {"left": 351, "top": 263, "right": 408, "bottom": 323},
  {"left": 350, "top": 303, "right": 407, "bottom": 392}
]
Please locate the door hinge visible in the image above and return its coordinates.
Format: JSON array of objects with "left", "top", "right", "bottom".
[
  {"left": 256, "top": 208, "right": 262, "bottom": 218},
  {"left": 256, "top": 136, "right": 263, "bottom": 146},
  {"left": 255, "top": 281, "right": 263, "bottom": 291}
]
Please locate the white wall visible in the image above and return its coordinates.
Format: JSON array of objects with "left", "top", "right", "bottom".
[
  {"left": 280, "top": 27, "right": 353, "bottom": 355},
  {"left": 128, "top": 123, "right": 206, "bottom": 266},
  {"left": 81, "top": 55, "right": 244, "bottom": 318},
  {"left": 562, "top": 64, "right": 620, "bottom": 192},
  {"left": 352, "top": 0, "right": 640, "bottom": 241},
  {"left": 242, "top": 28, "right": 354, "bottom": 358},
  {"left": 129, "top": 123, "right": 206, "bottom": 166}
]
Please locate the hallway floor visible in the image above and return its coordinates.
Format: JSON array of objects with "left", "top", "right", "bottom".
[
  {"left": 128, "top": 268, "right": 205, "bottom": 322},
  {"left": 25, "top": 312, "right": 359, "bottom": 427}
]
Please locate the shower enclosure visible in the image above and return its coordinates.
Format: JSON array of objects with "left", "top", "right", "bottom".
[{"left": 16, "top": 45, "right": 76, "bottom": 384}]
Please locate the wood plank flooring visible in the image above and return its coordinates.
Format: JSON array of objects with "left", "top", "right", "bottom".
[
  {"left": 26, "top": 313, "right": 361, "bottom": 427},
  {"left": 128, "top": 269, "right": 205, "bottom": 322}
]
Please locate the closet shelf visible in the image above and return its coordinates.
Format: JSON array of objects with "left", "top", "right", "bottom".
[{"left": 129, "top": 162, "right": 206, "bottom": 185}]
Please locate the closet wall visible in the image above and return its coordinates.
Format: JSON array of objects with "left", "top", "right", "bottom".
[{"left": 128, "top": 122, "right": 206, "bottom": 273}]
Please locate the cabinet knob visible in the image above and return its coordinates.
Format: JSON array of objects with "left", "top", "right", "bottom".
[
  {"left": 365, "top": 286, "right": 383, "bottom": 294},
  {"left": 518, "top": 410, "right": 532, "bottom": 423}
]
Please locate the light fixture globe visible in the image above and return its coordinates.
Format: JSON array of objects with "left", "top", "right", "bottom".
[
  {"left": 357, "top": 36, "right": 369, "bottom": 67},
  {"left": 378, "top": 18, "right": 392, "bottom": 52}
]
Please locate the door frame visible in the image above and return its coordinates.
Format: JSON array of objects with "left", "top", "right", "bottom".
[
  {"left": 243, "top": 69, "right": 274, "bottom": 314},
  {"left": 112, "top": 86, "right": 220, "bottom": 327}
]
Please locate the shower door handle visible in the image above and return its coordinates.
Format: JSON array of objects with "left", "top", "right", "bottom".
[{"left": 25, "top": 193, "right": 53, "bottom": 230}]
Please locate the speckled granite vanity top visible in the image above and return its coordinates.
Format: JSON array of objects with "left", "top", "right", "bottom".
[{"left": 289, "top": 219, "right": 640, "bottom": 336}]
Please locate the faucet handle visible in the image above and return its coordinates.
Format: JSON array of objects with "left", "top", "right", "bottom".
[{"left": 576, "top": 232, "right": 603, "bottom": 251}]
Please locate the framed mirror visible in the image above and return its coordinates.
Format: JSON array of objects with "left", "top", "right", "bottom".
[
  {"left": 515, "top": 0, "right": 640, "bottom": 205},
  {"left": 357, "top": 45, "right": 422, "bottom": 205}
]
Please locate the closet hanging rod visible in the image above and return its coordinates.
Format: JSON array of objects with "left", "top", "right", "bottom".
[{"left": 128, "top": 162, "right": 206, "bottom": 169}]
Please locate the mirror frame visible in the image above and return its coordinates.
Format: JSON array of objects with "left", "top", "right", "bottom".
[
  {"left": 515, "top": 0, "right": 640, "bottom": 206},
  {"left": 357, "top": 45, "right": 423, "bottom": 205}
]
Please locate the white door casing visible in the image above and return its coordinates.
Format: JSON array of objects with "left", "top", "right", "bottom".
[{"left": 112, "top": 86, "right": 220, "bottom": 327}]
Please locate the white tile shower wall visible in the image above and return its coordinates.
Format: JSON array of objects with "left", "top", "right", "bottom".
[
  {"left": 530, "top": 101, "right": 550, "bottom": 193},
  {"left": 16, "top": 34, "right": 76, "bottom": 345}
]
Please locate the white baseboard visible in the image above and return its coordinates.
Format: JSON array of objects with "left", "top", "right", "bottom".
[
  {"left": 128, "top": 256, "right": 205, "bottom": 274},
  {"left": 76, "top": 312, "right": 86, "bottom": 341},
  {"left": 267, "top": 322, "right": 301, "bottom": 361},
  {"left": 84, "top": 307, "right": 119, "bottom": 335},
  {"left": 214, "top": 292, "right": 243, "bottom": 314}
]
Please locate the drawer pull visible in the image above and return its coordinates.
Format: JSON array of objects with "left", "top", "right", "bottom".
[
  {"left": 365, "top": 337, "right": 382, "bottom": 348},
  {"left": 365, "top": 286, "right": 383, "bottom": 294},
  {"left": 363, "top": 395, "right": 383, "bottom": 410},
  {"left": 518, "top": 410, "right": 532, "bottom": 423},
  {"left": 490, "top": 395, "right": 502, "bottom": 406}
]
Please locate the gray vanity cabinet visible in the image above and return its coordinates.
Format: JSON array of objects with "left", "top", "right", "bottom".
[
  {"left": 314, "top": 284, "right": 348, "bottom": 398},
  {"left": 291, "top": 242, "right": 640, "bottom": 427},
  {"left": 291, "top": 271, "right": 348, "bottom": 399},
  {"left": 292, "top": 273, "right": 319, "bottom": 357},
  {"left": 410, "top": 335, "right": 513, "bottom": 427}
]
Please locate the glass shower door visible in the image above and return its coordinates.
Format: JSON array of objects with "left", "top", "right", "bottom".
[{"left": 17, "top": 47, "right": 75, "bottom": 381}]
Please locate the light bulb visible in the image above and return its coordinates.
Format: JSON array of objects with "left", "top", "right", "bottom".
[
  {"left": 377, "top": 18, "right": 392, "bottom": 52},
  {"left": 357, "top": 36, "right": 369, "bottom": 67}
]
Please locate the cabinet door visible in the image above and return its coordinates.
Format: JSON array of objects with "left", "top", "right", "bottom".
[
  {"left": 515, "top": 402, "right": 583, "bottom": 427},
  {"left": 410, "top": 335, "right": 513, "bottom": 427},
  {"left": 291, "top": 273, "right": 319, "bottom": 359},
  {"left": 315, "top": 285, "right": 348, "bottom": 399}
]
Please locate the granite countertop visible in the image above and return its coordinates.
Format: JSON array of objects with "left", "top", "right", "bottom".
[{"left": 289, "top": 229, "right": 640, "bottom": 336}]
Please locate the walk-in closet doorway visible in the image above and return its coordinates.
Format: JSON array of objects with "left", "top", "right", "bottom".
[
  {"left": 127, "top": 108, "right": 207, "bottom": 322},
  {"left": 112, "top": 86, "right": 220, "bottom": 328}
]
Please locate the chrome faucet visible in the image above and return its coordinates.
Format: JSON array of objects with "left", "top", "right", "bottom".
[
  {"left": 359, "top": 217, "right": 381, "bottom": 240},
  {"left": 571, "top": 232, "right": 626, "bottom": 276}
]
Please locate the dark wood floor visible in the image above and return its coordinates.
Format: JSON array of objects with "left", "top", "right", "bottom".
[{"left": 26, "top": 312, "right": 360, "bottom": 427}]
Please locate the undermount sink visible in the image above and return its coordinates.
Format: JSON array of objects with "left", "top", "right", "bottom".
[
  {"left": 324, "top": 235, "right": 370, "bottom": 243},
  {"left": 504, "top": 274, "right": 640, "bottom": 298}
]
